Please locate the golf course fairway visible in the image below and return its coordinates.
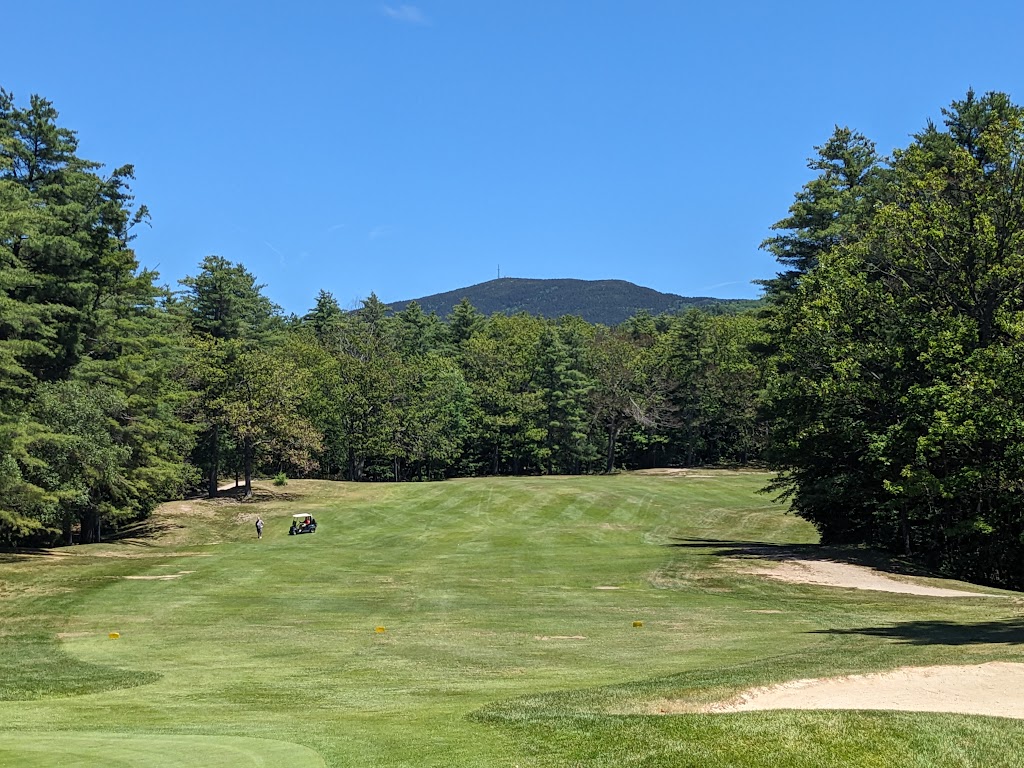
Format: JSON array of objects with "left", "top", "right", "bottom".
[{"left": 1, "top": 472, "right": 1023, "bottom": 767}]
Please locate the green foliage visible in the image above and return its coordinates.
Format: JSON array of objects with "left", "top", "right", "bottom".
[
  {"left": 273, "top": 471, "right": 288, "bottom": 486},
  {"left": 302, "top": 289, "right": 344, "bottom": 347},
  {"left": 0, "top": 84, "right": 782, "bottom": 545},
  {"left": 658, "top": 310, "right": 772, "bottom": 467},
  {"left": 0, "top": 88, "right": 191, "bottom": 545},
  {"left": 178, "top": 256, "right": 314, "bottom": 497},
  {"left": 178, "top": 255, "right": 279, "bottom": 341},
  {"left": 765, "top": 90, "right": 1024, "bottom": 588},
  {"left": 760, "top": 126, "right": 882, "bottom": 298},
  {"left": 587, "top": 327, "right": 670, "bottom": 472},
  {"left": 289, "top": 289, "right": 773, "bottom": 481}
]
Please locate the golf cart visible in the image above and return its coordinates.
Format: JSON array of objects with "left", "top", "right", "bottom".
[{"left": 289, "top": 513, "right": 317, "bottom": 535}]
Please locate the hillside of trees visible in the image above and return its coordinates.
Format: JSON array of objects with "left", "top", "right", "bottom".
[
  {"left": 4, "top": 86, "right": 1024, "bottom": 590},
  {"left": 388, "top": 277, "right": 760, "bottom": 325}
]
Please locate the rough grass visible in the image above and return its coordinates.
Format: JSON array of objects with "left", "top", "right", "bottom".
[{"left": 0, "top": 474, "right": 1021, "bottom": 766}]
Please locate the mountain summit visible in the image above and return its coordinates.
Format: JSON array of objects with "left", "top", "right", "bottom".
[{"left": 388, "top": 278, "right": 756, "bottom": 326}]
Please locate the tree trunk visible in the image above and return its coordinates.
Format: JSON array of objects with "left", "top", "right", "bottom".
[
  {"left": 207, "top": 424, "right": 220, "bottom": 498},
  {"left": 79, "top": 511, "right": 99, "bottom": 544},
  {"left": 243, "top": 436, "right": 253, "bottom": 499},
  {"left": 900, "top": 506, "right": 911, "bottom": 556},
  {"left": 605, "top": 421, "right": 619, "bottom": 474},
  {"left": 349, "top": 448, "right": 365, "bottom": 482}
]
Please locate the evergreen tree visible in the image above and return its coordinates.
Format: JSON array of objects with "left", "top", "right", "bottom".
[
  {"left": 535, "top": 326, "right": 593, "bottom": 473},
  {"left": 768, "top": 91, "right": 1024, "bottom": 588},
  {"left": 303, "top": 289, "right": 344, "bottom": 348},
  {"left": 447, "top": 298, "right": 484, "bottom": 346},
  {"left": 179, "top": 256, "right": 279, "bottom": 496},
  {"left": 460, "top": 314, "right": 545, "bottom": 475},
  {"left": 659, "top": 310, "right": 769, "bottom": 466},
  {"left": 0, "top": 88, "right": 190, "bottom": 544},
  {"left": 760, "top": 126, "right": 881, "bottom": 298}
]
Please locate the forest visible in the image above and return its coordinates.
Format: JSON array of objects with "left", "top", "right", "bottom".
[{"left": 3, "top": 87, "right": 1024, "bottom": 590}]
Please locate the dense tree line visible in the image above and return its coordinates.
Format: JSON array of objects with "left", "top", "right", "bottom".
[
  {"left": 763, "top": 90, "right": 1024, "bottom": 589},
  {"left": 6, "top": 86, "right": 1024, "bottom": 590},
  {"left": 0, "top": 89, "right": 193, "bottom": 544},
  {"left": 0, "top": 87, "right": 767, "bottom": 549}
]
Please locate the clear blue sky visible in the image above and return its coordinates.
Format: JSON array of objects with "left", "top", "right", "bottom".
[{"left": 6, "top": 1, "right": 1024, "bottom": 315}]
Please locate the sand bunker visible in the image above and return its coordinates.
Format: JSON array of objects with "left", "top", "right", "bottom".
[
  {"left": 735, "top": 558, "right": 995, "bottom": 597},
  {"left": 704, "top": 662, "right": 1024, "bottom": 719}
]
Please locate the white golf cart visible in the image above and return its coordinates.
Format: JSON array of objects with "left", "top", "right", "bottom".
[{"left": 289, "top": 513, "right": 317, "bottom": 535}]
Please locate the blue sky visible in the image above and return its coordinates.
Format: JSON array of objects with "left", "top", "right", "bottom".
[{"left": 6, "top": 1, "right": 1024, "bottom": 315}]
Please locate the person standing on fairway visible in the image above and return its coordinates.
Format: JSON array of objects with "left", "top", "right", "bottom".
[{"left": 255, "top": 517, "right": 264, "bottom": 539}]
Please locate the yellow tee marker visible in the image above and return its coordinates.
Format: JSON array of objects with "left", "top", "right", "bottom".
[
  {"left": 632, "top": 621, "right": 643, "bottom": 628},
  {"left": 375, "top": 626, "right": 386, "bottom": 633},
  {"left": 109, "top": 632, "right": 120, "bottom": 639}
]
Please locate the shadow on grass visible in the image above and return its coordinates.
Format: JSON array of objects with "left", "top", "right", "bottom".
[
  {"left": 810, "top": 618, "right": 1024, "bottom": 646},
  {"left": 0, "top": 486, "right": 305, "bottom": 558},
  {"left": 666, "top": 537, "right": 937, "bottom": 578},
  {"left": 0, "top": 633, "right": 161, "bottom": 700},
  {"left": 103, "top": 520, "right": 183, "bottom": 544},
  {"left": 208, "top": 487, "right": 302, "bottom": 503},
  {"left": 0, "top": 548, "right": 69, "bottom": 563}
]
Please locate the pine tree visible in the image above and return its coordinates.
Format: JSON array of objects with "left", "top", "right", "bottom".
[
  {"left": 0, "top": 88, "right": 189, "bottom": 544},
  {"left": 179, "top": 256, "right": 280, "bottom": 496}
]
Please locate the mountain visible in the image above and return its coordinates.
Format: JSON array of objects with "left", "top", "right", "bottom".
[{"left": 387, "top": 278, "right": 759, "bottom": 326}]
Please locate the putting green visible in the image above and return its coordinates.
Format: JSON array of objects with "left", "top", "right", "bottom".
[{"left": 0, "top": 732, "right": 326, "bottom": 767}]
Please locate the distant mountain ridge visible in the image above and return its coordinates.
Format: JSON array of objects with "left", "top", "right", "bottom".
[{"left": 388, "top": 278, "right": 758, "bottom": 326}]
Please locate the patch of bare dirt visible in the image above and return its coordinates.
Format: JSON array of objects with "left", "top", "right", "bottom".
[
  {"left": 733, "top": 558, "right": 997, "bottom": 597},
  {"left": 535, "top": 635, "right": 587, "bottom": 641},
  {"left": 234, "top": 511, "right": 263, "bottom": 523},
  {"left": 85, "top": 551, "right": 210, "bottom": 559},
  {"left": 632, "top": 468, "right": 719, "bottom": 478},
  {"left": 594, "top": 586, "right": 621, "bottom": 590},
  {"left": 0, "top": 584, "right": 74, "bottom": 600},
  {"left": 697, "top": 662, "right": 1024, "bottom": 719},
  {"left": 157, "top": 483, "right": 279, "bottom": 515},
  {"left": 122, "top": 570, "right": 195, "bottom": 581}
]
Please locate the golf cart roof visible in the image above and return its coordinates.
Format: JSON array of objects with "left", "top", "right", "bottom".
[{"left": 293, "top": 513, "right": 311, "bottom": 518}]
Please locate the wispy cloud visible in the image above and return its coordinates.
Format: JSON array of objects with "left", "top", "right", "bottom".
[
  {"left": 264, "top": 240, "right": 287, "bottom": 265},
  {"left": 382, "top": 4, "right": 429, "bottom": 25},
  {"left": 368, "top": 225, "right": 391, "bottom": 241},
  {"left": 701, "top": 280, "right": 749, "bottom": 291}
]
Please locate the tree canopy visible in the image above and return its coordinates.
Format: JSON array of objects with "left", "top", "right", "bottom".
[
  {"left": 7, "top": 84, "right": 1024, "bottom": 590},
  {"left": 764, "top": 90, "right": 1024, "bottom": 588}
]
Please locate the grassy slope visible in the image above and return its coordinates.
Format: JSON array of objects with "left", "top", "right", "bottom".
[{"left": 0, "top": 474, "right": 1022, "bottom": 766}]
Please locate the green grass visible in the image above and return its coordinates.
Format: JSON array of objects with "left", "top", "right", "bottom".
[{"left": 1, "top": 473, "right": 1022, "bottom": 766}]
